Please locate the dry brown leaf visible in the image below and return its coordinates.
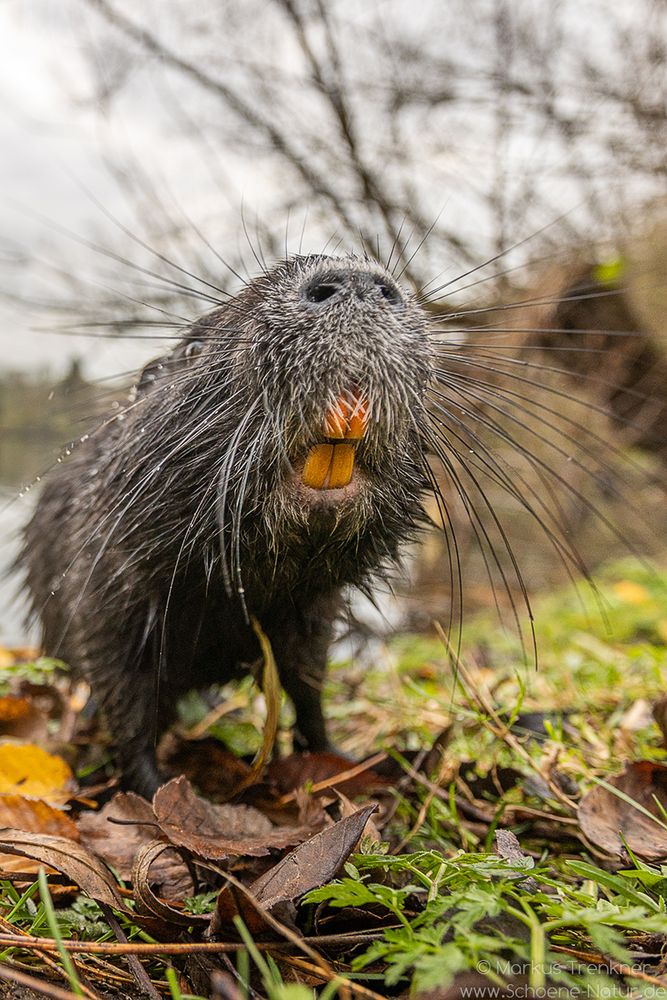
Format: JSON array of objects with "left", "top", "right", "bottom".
[
  {"left": 79, "top": 791, "right": 194, "bottom": 898},
  {"left": 250, "top": 804, "right": 378, "bottom": 909},
  {"left": 0, "top": 795, "right": 79, "bottom": 839},
  {"left": 153, "top": 776, "right": 310, "bottom": 860},
  {"left": 211, "top": 804, "right": 377, "bottom": 934},
  {"left": 132, "top": 840, "right": 205, "bottom": 927},
  {"left": 266, "top": 751, "right": 391, "bottom": 797},
  {"left": 158, "top": 734, "right": 252, "bottom": 799},
  {"left": 577, "top": 761, "right": 667, "bottom": 860},
  {"left": 0, "top": 796, "right": 79, "bottom": 874},
  {"left": 227, "top": 617, "right": 281, "bottom": 796},
  {"left": 0, "top": 829, "right": 131, "bottom": 911},
  {"left": 335, "top": 791, "right": 382, "bottom": 843},
  {"left": 0, "top": 742, "right": 76, "bottom": 803}
]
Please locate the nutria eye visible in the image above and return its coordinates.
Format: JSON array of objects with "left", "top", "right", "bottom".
[{"left": 185, "top": 339, "right": 204, "bottom": 358}]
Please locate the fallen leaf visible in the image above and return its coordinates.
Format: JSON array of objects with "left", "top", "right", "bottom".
[
  {"left": 229, "top": 617, "right": 281, "bottom": 795},
  {"left": 0, "top": 796, "right": 80, "bottom": 873},
  {"left": 0, "top": 795, "right": 79, "bottom": 839},
  {"left": 158, "top": 734, "right": 252, "bottom": 799},
  {"left": 577, "top": 761, "right": 667, "bottom": 860},
  {"left": 132, "top": 840, "right": 205, "bottom": 926},
  {"left": 79, "top": 791, "right": 193, "bottom": 898},
  {"left": 0, "top": 829, "right": 130, "bottom": 911},
  {"left": 494, "top": 830, "right": 538, "bottom": 892},
  {"left": 0, "top": 743, "right": 76, "bottom": 803},
  {"left": 210, "top": 804, "right": 377, "bottom": 934},
  {"left": 336, "top": 791, "right": 382, "bottom": 844},
  {"left": 153, "top": 776, "right": 310, "bottom": 860},
  {"left": 266, "top": 751, "right": 391, "bottom": 798}
]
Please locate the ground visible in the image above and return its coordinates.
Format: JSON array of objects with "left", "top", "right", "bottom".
[{"left": 0, "top": 558, "right": 667, "bottom": 998}]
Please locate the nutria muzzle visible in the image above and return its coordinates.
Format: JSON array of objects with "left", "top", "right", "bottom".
[{"left": 20, "top": 252, "right": 433, "bottom": 796}]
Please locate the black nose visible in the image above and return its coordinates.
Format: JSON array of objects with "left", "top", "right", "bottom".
[{"left": 301, "top": 268, "right": 403, "bottom": 307}]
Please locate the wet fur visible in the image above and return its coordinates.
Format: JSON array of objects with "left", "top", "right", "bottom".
[{"left": 21, "top": 254, "right": 433, "bottom": 795}]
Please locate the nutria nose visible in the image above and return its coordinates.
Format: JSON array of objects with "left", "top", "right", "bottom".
[{"left": 301, "top": 269, "right": 403, "bottom": 307}]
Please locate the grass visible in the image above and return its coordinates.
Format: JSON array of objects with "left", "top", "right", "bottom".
[{"left": 1, "top": 557, "right": 667, "bottom": 996}]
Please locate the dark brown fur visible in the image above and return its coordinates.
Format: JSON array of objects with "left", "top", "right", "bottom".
[{"left": 21, "top": 255, "right": 433, "bottom": 795}]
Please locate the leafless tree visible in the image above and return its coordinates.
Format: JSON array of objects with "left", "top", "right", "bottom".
[{"left": 63, "top": 0, "right": 666, "bottom": 294}]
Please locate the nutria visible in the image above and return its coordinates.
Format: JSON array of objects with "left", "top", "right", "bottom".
[{"left": 21, "top": 254, "right": 435, "bottom": 796}]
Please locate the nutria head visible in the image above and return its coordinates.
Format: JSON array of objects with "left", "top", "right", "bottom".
[{"left": 133, "top": 253, "right": 434, "bottom": 597}]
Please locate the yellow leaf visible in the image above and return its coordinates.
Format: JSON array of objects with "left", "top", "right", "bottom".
[
  {"left": 0, "top": 794, "right": 78, "bottom": 839},
  {"left": 227, "top": 618, "right": 281, "bottom": 796},
  {"left": 657, "top": 621, "right": 667, "bottom": 643},
  {"left": 0, "top": 743, "right": 75, "bottom": 803},
  {"left": 612, "top": 580, "right": 650, "bottom": 605}
]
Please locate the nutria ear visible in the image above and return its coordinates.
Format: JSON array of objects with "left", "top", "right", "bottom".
[
  {"left": 187, "top": 306, "right": 228, "bottom": 342},
  {"left": 135, "top": 353, "right": 172, "bottom": 394}
]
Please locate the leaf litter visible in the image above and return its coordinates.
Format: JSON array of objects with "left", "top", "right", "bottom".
[{"left": 1, "top": 565, "right": 667, "bottom": 995}]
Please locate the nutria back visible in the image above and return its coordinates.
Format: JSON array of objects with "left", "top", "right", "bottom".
[{"left": 21, "top": 253, "right": 434, "bottom": 795}]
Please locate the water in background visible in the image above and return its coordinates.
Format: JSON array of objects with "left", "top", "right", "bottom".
[
  {"left": 0, "top": 362, "right": 118, "bottom": 645},
  {"left": 0, "top": 489, "right": 33, "bottom": 645}
]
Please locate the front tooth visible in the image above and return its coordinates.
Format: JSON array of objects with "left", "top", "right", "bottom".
[
  {"left": 346, "top": 400, "right": 368, "bottom": 441},
  {"left": 303, "top": 444, "right": 334, "bottom": 488},
  {"left": 328, "top": 443, "right": 355, "bottom": 488},
  {"left": 324, "top": 404, "right": 347, "bottom": 439}
]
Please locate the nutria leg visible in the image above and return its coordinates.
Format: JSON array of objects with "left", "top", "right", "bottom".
[
  {"left": 281, "top": 659, "right": 330, "bottom": 751},
  {"left": 272, "top": 611, "right": 335, "bottom": 753},
  {"left": 119, "top": 737, "right": 163, "bottom": 799},
  {"left": 90, "top": 651, "right": 165, "bottom": 798}
]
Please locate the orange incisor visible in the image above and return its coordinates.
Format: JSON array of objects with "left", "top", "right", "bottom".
[{"left": 302, "top": 394, "right": 368, "bottom": 490}]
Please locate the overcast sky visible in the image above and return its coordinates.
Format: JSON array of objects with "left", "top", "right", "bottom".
[{"left": 0, "top": 1, "right": 245, "bottom": 378}]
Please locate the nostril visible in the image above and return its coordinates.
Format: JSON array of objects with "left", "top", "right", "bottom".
[
  {"left": 302, "top": 269, "right": 404, "bottom": 307},
  {"left": 374, "top": 276, "right": 402, "bottom": 305},
  {"left": 304, "top": 280, "right": 342, "bottom": 304}
]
